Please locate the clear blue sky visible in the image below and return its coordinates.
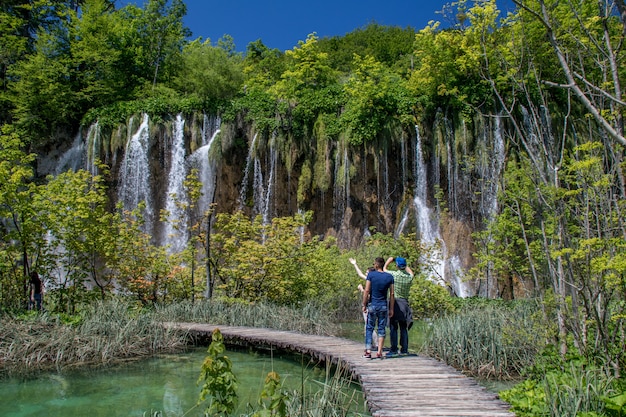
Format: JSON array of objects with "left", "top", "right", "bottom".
[{"left": 118, "top": 0, "right": 516, "bottom": 52}]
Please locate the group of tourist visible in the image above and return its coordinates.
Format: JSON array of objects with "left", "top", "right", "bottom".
[{"left": 350, "top": 256, "right": 414, "bottom": 359}]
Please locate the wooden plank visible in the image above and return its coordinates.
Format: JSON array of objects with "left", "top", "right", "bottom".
[{"left": 165, "top": 322, "right": 516, "bottom": 417}]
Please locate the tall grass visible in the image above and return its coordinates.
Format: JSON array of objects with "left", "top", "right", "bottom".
[
  {"left": 0, "top": 299, "right": 187, "bottom": 376},
  {"left": 226, "top": 362, "right": 367, "bottom": 417},
  {"left": 424, "top": 299, "right": 546, "bottom": 379},
  {"left": 154, "top": 299, "right": 337, "bottom": 336},
  {"left": 1, "top": 298, "right": 337, "bottom": 376},
  {"left": 280, "top": 363, "right": 368, "bottom": 417},
  {"left": 543, "top": 364, "right": 613, "bottom": 417}
]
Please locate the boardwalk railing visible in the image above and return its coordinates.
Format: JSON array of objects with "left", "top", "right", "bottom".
[{"left": 167, "top": 322, "right": 516, "bottom": 417}]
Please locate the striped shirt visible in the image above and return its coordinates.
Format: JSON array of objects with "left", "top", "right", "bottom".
[{"left": 391, "top": 269, "right": 413, "bottom": 299}]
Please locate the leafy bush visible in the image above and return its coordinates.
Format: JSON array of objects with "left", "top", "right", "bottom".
[{"left": 410, "top": 277, "right": 456, "bottom": 319}]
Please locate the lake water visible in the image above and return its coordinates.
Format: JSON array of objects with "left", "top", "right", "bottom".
[{"left": 1, "top": 347, "right": 359, "bottom": 417}]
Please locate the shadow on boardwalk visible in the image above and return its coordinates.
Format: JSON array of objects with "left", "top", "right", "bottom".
[{"left": 167, "top": 322, "right": 516, "bottom": 417}]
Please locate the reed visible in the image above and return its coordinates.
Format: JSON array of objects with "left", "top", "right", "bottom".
[
  {"left": 260, "top": 363, "right": 367, "bottom": 417},
  {"left": 154, "top": 299, "right": 337, "bottom": 336},
  {"left": 543, "top": 364, "right": 613, "bottom": 417},
  {"left": 0, "top": 299, "right": 187, "bottom": 376},
  {"left": 423, "top": 299, "right": 545, "bottom": 379}
]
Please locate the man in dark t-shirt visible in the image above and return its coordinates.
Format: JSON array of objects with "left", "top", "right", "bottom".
[{"left": 362, "top": 257, "right": 394, "bottom": 359}]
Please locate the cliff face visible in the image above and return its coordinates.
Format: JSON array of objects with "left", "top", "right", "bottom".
[{"left": 38, "top": 109, "right": 507, "bottom": 297}]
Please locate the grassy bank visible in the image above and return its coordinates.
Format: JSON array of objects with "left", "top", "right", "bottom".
[{"left": 0, "top": 298, "right": 337, "bottom": 377}]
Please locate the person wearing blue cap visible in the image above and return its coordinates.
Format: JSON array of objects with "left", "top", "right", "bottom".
[{"left": 384, "top": 256, "right": 414, "bottom": 356}]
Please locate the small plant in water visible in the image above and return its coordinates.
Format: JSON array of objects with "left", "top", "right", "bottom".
[
  {"left": 253, "top": 371, "right": 288, "bottom": 417},
  {"left": 197, "top": 328, "right": 238, "bottom": 416}
]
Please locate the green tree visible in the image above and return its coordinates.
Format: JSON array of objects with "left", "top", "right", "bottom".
[
  {"left": 342, "top": 54, "right": 411, "bottom": 145},
  {"left": 0, "top": 125, "right": 37, "bottom": 310},
  {"left": 270, "top": 33, "right": 337, "bottom": 102},
  {"left": 108, "top": 204, "right": 170, "bottom": 306},
  {"left": 173, "top": 37, "right": 244, "bottom": 106},
  {"left": 8, "top": 29, "right": 79, "bottom": 140},
  {"left": 243, "top": 40, "right": 285, "bottom": 91},
  {"left": 407, "top": 1, "right": 493, "bottom": 116},
  {"left": 127, "top": 0, "right": 189, "bottom": 88},
  {"left": 318, "top": 23, "right": 416, "bottom": 74},
  {"left": 210, "top": 211, "right": 344, "bottom": 304},
  {"left": 69, "top": 0, "right": 137, "bottom": 106},
  {"left": 32, "top": 169, "right": 115, "bottom": 312}
]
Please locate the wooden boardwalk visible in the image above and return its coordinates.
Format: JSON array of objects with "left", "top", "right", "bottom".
[{"left": 168, "top": 322, "right": 516, "bottom": 417}]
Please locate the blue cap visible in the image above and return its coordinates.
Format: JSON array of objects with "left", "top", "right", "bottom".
[{"left": 395, "top": 257, "right": 407, "bottom": 268}]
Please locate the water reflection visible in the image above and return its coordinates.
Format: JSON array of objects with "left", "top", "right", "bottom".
[{"left": 1, "top": 348, "right": 341, "bottom": 417}]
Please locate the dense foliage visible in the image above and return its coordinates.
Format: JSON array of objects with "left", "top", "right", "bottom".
[{"left": 2, "top": 0, "right": 626, "bottom": 415}]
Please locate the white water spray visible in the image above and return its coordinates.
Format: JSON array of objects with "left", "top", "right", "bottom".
[
  {"left": 189, "top": 115, "right": 221, "bottom": 216},
  {"left": 238, "top": 134, "right": 258, "bottom": 210},
  {"left": 162, "top": 115, "right": 188, "bottom": 253},
  {"left": 55, "top": 133, "right": 84, "bottom": 174},
  {"left": 118, "top": 114, "right": 154, "bottom": 235}
]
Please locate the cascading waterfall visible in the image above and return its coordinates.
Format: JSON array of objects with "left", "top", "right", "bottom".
[
  {"left": 162, "top": 115, "right": 188, "bottom": 253},
  {"left": 333, "top": 144, "right": 349, "bottom": 229},
  {"left": 475, "top": 115, "right": 506, "bottom": 297},
  {"left": 486, "top": 116, "right": 505, "bottom": 219},
  {"left": 441, "top": 119, "right": 471, "bottom": 297},
  {"left": 86, "top": 121, "right": 101, "bottom": 176},
  {"left": 238, "top": 133, "right": 258, "bottom": 210},
  {"left": 253, "top": 158, "right": 265, "bottom": 216},
  {"left": 189, "top": 115, "right": 221, "bottom": 216},
  {"left": 413, "top": 126, "right": 447, "bottom": 288},
  {"left": 262, "top": 132, "right": 277, "bottom": 226},
  {"left": 445, "top": 116, "right": 458, "bottom": 219},
  {"left": 55, "top": 132, "right": 84, "bottom": 174},
  {"left": 400, "top": 135, "right": 408, "bottom": 187},
  {"left": 118, "top": 113, "right": 154, "bottom": 236},
  {"left": 394, "top": 208, "right": 409, "bottom": 238}
]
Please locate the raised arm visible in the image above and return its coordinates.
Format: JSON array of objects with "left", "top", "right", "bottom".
[{"left": 349, "top": 258, "right": 367, "bottom": 280}]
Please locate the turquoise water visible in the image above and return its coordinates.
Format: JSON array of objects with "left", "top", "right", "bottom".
[{"left": 0, "top": 348, "right": 346, "bottom": 417}]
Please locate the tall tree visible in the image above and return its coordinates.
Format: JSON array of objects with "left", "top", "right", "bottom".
[
  {"left": 512, "top": 0, "right": 626, "bottom": 149},
  {"left": 128, "top": 0, "right": 189, "bottom": 88},
  {"left": 173, "top": 37, "right": 244, "bottom": 105}
]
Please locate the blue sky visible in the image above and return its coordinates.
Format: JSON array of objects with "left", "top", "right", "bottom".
[{"left": 118, "top": 0, "right": 516, "bottom": 52}]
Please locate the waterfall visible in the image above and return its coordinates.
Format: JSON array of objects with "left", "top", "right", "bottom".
[
  {"left": 117, "top": 114, "right": 154, "bottom": 236},
  {"left": 262, "top": 134, "right": 277, "bottom": 226},
  {"left": 413, "top": 126, "right": 447, "bottom": 288},
  {"left": 238, "top": 133, "right": 258, "bottom": 210},
  {"left": 447, "top": 255, "right": 469, "bottom": 297},
  {"left": 486, "top": 115, "right": 505, "bottom": 219},
  {"left": 445, "top": 116, "right": 458, "bottom": 218},
  {"left": 189, "top": 115, "right": 221, "bottom": 216},
  {"left": 162, "top": 115, "right": 188, "bottom": 253},
  {"left": 85, "top": 122, "right": 101, "bottom": 176},
  {"left": 332, "top": 144, "right": 350, "bottom": 230},
  {"left": 55, "top": 132, "right": 84, "bottom": 174},
  {"left": 394, "top": 208, "right": 409, "bottom": 238},
  {"left": 400, "top": 135, "right": 408, "bottom": 187},
  {"left": 475, "top": 115, "right": 506, "bottom": 298},
  {"left": 253, "top": 157, "right": 265, "bottom": 216}
]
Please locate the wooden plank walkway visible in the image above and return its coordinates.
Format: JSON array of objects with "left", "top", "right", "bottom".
[{"left": 167, "top": 322, "right": 516, "bottom": 417}]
